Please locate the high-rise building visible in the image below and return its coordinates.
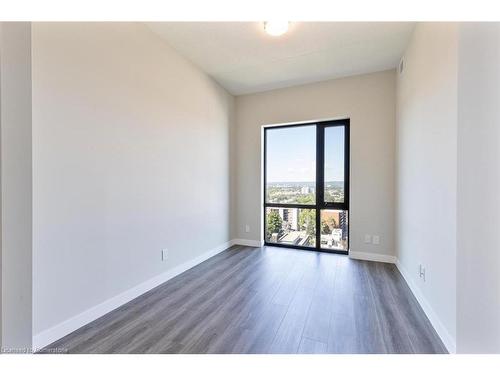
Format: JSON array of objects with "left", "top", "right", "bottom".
[
  {"left": 339, "top": 211, "right": 348, "bottom": 240},
  {"left": 275, "top": 208, "right": 299, "bottom": 231}
]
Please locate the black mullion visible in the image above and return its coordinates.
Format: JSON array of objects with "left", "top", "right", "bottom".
[
  {"left": 316, "top": 124, "right": 324, "bottom": 250},
  {"left": 264, "top": 242, "right": 347, "bottom": 255},
  {"left": 263, "top": 128, "right": 267, "bottom": 243},
  {"left": 323, "top": 203, "right": 347, "bottom": 210},
  {"left": 265, "top": 203, "right": 316, "bottom": 209},
  {"left": 344, "top": 121, "right": 350, "bottom": 252},
  {"left": 344, "top": 121, "right": 350, "bottom": 211}
]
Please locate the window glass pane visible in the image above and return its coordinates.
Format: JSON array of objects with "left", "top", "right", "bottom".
[
  {"left": 266, "top": 125, "right": 316, "bottom": 204},
  {"left": 266, "top": 207, "right": 316, "bottom": 248},
  {"left": 320, "top": 209, "right": 348, "bottom": 251},
  {"left": 324, "top": 126, "right": 345, "bottom": 203}
]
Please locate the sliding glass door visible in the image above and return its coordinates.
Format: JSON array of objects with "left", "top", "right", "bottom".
[{"left": 263, "top": 119, "right": 349, "bottom": 254}]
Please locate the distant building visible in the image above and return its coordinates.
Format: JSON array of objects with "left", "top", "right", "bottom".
[
  {"left": 331, "top": 229, "right": 342, "bottom": 243},
  {"left": 301, "top": 186, "right": 310, "bottom": 194},
  {"left": 276, "top": 207, "right": 298, "bottom": 231},
  {"left": 339, "top": 211, "right": 348, "bottom": 240}
]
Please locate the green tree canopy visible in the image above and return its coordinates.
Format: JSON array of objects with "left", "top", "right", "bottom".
[
  {"left": 327, "top": 216, "right": 337, "bottom": 229},
  {"left": 299, "top": 209, "right": 316, "bottom": 237},
  {"left": 267, "top": 210, "right": 283, "bottom": 237},
  {"left": 321, "top": 221, "right": 331, "bottom": 234},
  {"left": 296, "top": 194, "right": 315, "bottom": 205}
]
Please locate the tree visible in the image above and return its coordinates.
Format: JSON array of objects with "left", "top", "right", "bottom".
[
  {"left": 267, "top": 210, "right": 282, "bottom": 237},
  {"left": 321, "top": 221, "right": 331, "bottom": 234},
  {"left": 299, "top": 209, "right": 316, "bottom": 237},
  {"left": 296, "top": 194, "right": 315, "bottom": 205},
  {"left": 327, "top": 216, "right": 337, "bottom": 229}
]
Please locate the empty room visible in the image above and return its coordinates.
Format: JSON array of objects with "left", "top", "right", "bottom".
[{"left": 1, "top": 2, "right": 500, "bottom": 371}]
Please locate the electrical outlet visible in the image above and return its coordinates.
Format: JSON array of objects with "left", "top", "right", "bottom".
[
  {"left": 245, "top": 224, "right": 250, "bottom": 233},
  {"left": 161, "top": 249, "right": 169, "bottom": 262},
  {"left": 419, "top": 264, "right": 426, "bottom": 282},
  {"left": 372, "top": 235, "right": 380, "bottom": 245},
  {"left": 364, "top": 234, "right": 372, "bottom": 244}
]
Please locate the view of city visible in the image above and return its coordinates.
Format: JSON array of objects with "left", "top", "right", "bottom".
[
  {"left": 266, "top": 207, "right": 317, "bottom": 247},
  {"left": 265, "top": 179, "right": 348, "bottom": 250},
  {"left": 324, "top": 181, "right": 345, "bottom": 203},
  {"left": 266, "top": 181, "right": 344, "bottom": 204},
  {"left": 266, "top": 181, "right": 316, "bottom": 204},
  {"left": 320, "top": 209, "right": 348, "bottom": 250},
  {"left": 265, "top": 206, "right": 348, "bottom": 251}
]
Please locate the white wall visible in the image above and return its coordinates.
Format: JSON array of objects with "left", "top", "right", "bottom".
[
  {"left": 456, "top": 23, "right": 500, "bottom": 353},
  {"left": 396, "top": 23, "right": 458, "bottom": 351},
  {"left": 32, "top": 23, "right": 234, "bottom": 337},
  {"left": 0, "top": 22, "right": 33, "bottom": 350},
  {"left": 233, "top": 70, "right": 396, "bottom": 258}
]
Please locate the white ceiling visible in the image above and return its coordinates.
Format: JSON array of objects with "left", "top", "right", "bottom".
[{"left": 146, "top": 22, "right": 415, "bottom": 95}]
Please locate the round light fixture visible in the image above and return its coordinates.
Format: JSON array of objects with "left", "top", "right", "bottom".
[{"left": 264, "top": 21, "right": 289, "bottom": 36}]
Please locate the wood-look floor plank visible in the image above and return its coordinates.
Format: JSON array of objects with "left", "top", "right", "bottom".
[
  {"left": 350, "top": 260, "right": 387, "bottom": 353},
  {"left": 43, "top": 245, "right": 447, "bottom": 354},
  {"left": 229, "top": 303, "right": 288, "bottom": 354},
  {"left": 365, "top": 260, "right": 414, "bottom": 353},
  {"left": 302, "top": 253, "right": 337, "bottom": 344},
  {"left": 268, "top": 259, "right": 320, "bottom": 353},
  {"left": 327, "top": 256, "right": 358, "bottom": 353},
  {"left": 298, "top": 338, "right": 328, "bottom": 354},
  {"left": 206, "top": 257, "right": 290, "bottom": 353}
]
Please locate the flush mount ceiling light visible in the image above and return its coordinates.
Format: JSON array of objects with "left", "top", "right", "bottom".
[{"left": 264, "top": 21, "right": 289, "bottom": 36}]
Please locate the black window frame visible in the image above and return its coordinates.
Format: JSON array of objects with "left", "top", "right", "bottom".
[{"left": 263, "top": 119, "right": 350, "bottom": 254}]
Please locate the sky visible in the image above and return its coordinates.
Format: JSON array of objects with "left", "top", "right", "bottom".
[{"left": 266, "top": 125, "right": 344, "bottom": 183}]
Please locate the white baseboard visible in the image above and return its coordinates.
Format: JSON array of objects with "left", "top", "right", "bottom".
[
  {"left": 395, "top": 259, "right": 456, "bottom": 354},
  {"left": 232, "top": 238, "right": 263, "bottom": 247},
  {"left": 32, "top": 239, "right": 234, "bottom": 351},
  {"left": 349, "top": 251, "right": 396, "bottom": 263}
]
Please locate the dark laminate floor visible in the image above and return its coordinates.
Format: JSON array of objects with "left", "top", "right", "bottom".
[{"left": 44, "top": 245, "right": 447, "bottom": 354}]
